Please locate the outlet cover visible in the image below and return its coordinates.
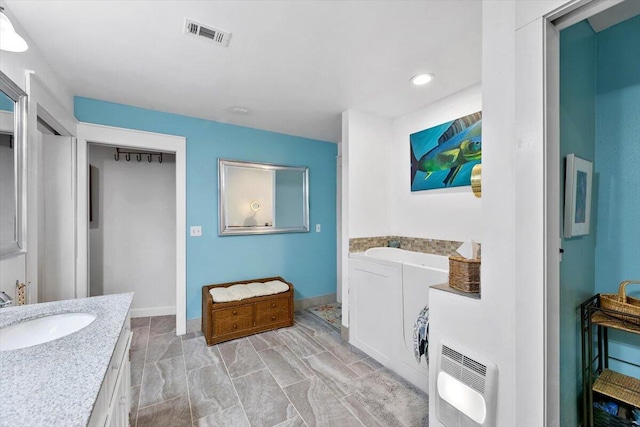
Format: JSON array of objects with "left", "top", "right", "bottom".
[{"left": 190, "top": 226, "right": 202, "bottom": 237}]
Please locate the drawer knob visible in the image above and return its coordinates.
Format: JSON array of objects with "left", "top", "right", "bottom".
[
  {"left": 233, "top": 310, "right": 237, "bottom": 315},
  {"left": 271, "top": 315, "right": 276, "bottom": 321},
  {"left": 233, "top": 323, "right": 238, "bottom": 329},
  {"left": 271, "top": 303, "right": 276, "bottom": 308}
]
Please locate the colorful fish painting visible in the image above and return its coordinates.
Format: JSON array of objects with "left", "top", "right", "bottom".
[{"left": 410, "top": 111, "right": 482, "bottom": 191}]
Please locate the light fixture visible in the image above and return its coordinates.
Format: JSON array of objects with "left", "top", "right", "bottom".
[
  {"left": 410, "top": 73, "right": 434, "bottom": 86},
  {"left": 232, "top": 107, "right": 249, "bottom": 115},
  {"left": 0, "top": 7, "right": 28, "bottom": 52},
  {"left": 249, "top": 201, "right": 261, "bottom": 212},
  {"left": 471, "top": 164, "right": 482, "bottom": 198}
]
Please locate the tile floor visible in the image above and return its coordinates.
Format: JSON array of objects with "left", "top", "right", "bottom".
[{"left": 130, "top": 313, "right": 429, "bottom": 427}]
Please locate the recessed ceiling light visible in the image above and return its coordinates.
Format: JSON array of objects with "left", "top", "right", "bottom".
[
  {"left": 232, "top": 107, "right": 249, "bottom": 114},
  {"left": 411, "top": 73, "right": 434, "bottom": 86}
]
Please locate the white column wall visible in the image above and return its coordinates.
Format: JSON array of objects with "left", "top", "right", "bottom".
[
  {"left": 344, "top": 110, "right": 393, "bottom": 238},
  {"left": 390, "top": 84, "right": 483, "bottom": 241}
]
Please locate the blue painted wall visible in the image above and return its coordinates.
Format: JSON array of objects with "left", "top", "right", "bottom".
[
  {"left": 594, "top": 14, "right": 640, "bottom": 378},
  {"left": 75, "top": 97, "right": 337, "bottom": 319},
  {"left": 0, "top": 91, "right": 14, "bottom": 111},
  {"left": 559, "top": 20, "right": 596, "bottom": 427}
]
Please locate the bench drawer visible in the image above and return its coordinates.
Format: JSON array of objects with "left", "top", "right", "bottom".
[
  {"left": 213, "top": 305, "right": 254, "bottom": 335},
  {"left": 255, "top": 297, "right": 290, "bottom": 327}
]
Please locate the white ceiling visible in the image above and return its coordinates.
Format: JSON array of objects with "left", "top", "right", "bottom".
[
  {"left": 588, "top": 0, "right": 640, "bottom": 32},
  {"left": 6, "top": 1, "right": 482, "bottom": 142}
]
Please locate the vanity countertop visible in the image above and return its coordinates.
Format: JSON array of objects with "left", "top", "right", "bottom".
[{"left": 0, "top": 293, "right": 133, "bottom": 427}]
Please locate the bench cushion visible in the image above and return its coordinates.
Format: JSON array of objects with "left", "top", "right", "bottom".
[
  {"left": 209, "top": 280, "right": 289, "bottom": 303},
  {"left": 209, "top": 287, "right": 238, "bottom": 303}
]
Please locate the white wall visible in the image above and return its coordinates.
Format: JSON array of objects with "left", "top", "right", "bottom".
[
  {"left": 0, "top": 2, "right": 76, "bottom": 302},
  {"left": 343, "top": 110, "right": 393, "bottom": 238},
  {"left": 429, "top": 3, "right": 519, "bottom": 426},
  {"left": 391, "top": 84, "right": 483, "bottom": 241},
  {"left": 88, "top": 144, "right": 176, "bottom": 317},
  {"left": 41, "top": 134, "right": 76, "bottom": 302},
  {"left": 343, "top": 85, "right": 483, "bottom": 242}
]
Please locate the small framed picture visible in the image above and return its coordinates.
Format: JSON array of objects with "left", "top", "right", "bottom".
[{"left": 564, "top": 154, "right": 593, "bottom": 238}]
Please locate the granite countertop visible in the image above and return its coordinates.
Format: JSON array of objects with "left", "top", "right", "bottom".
[{"left": 0, "top": 293, "right": 134, "bottom": 427}]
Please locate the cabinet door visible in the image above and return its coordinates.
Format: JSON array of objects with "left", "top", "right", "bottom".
[
  {"left": 349, "top": 259, "right": 400, "bottom": 363},
  {"left": 106, "top": 332, "right": 132, "bottom": 427}
]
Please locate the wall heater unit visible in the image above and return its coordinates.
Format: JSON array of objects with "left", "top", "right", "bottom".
[{"left": 435, "top": 339, "right": 498, "bottom": 427}]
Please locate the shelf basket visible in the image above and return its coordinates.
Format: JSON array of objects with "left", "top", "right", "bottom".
[
  {"left": 601, "top": 281, "right": 640, "bottom": 326},
  {"left": 448, "top": 256, "right": 481, "bottom": 293}
]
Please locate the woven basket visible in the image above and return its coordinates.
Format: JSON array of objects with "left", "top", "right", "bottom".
[
  {"left": 448, "top": 256, "right": 481, "bottom": 293},
  {"left": 600, "top": 281, "right": 640, "bottom": 325}
]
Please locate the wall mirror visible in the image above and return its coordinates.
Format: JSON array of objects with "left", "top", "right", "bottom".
[
  {"left": 0, "top": 71, "right": 27, "bottom": 259},
  {"left": 218, "top": 159, "right": 309, "bottom": 236}
]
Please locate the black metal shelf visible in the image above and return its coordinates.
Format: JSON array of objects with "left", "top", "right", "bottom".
[{"left": 581, "top": 294, "right": 640, "bottom": 427}]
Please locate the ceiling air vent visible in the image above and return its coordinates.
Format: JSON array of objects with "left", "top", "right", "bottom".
[{"left": 184, "top": 18, "right": 231, "bottom": 47}]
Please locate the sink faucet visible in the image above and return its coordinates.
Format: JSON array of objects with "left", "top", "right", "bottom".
[{"left": 0, "top": 291, "right": 13, "bottom": 308}]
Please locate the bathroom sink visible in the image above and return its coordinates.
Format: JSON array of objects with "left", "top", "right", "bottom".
[{"left": 0, "top": 312, "right": 96, "bottom": 352}]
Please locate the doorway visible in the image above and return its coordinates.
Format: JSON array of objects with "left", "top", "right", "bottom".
[
  {"left": 76, "top": 123, "right": 187, "bottom": 334},
  {"left": 538, "top": 0, "right": 640, "bottom": 424},
  {"left": 88, "top": 144, "right": 176, "bottom": 317}
]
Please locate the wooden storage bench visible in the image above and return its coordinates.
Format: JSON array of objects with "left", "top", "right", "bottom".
[{"left": 201, "top": 276, "right": 294, "bottom": 346}]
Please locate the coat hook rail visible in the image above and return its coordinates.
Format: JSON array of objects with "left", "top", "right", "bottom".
[{"left": 114, "top": 148, "right": 166, "bottom": 163}]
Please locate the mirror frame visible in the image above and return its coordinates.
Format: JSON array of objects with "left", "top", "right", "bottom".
[
  {"left": 218, "top": 159, "right": 309, "bottom": 236},
  {"left": 0, "top": 71, "right": 27, "bottom": 259}
]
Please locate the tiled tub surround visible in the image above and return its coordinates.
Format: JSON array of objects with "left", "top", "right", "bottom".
[
  {"left": 0, "top": 293, "right": 134, "bottom": 426},
  {"left": 349, "top": 236, "right": 475, "bottom": 256},
  {"left": 131, "top": 312, "right": 429, "bottom": 427}
]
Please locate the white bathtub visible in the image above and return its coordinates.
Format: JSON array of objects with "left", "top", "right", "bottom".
[{"left": 348, "top": 247, "right": 448, "bottom": 393}]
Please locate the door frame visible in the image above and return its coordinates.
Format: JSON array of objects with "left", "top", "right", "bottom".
[
  {"left": 517, "top": 0, "right": 627, "bottom": 424},
  {"left": 76, "top": 123, "right": 187, "bottom": 335}
]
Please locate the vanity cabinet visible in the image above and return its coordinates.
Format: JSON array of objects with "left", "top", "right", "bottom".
[
  {"left": 88, "top": 313, "right": 132, "bottom": 427},
  {"left": 581, "top": 295, "right": 640, "bottom": 427}
]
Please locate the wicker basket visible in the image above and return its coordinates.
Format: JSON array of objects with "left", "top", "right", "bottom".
[
  {"left": 448, "top": 256, "right": 481, "bottom": 293},
  {"left": 600, "top": 281, "right": 640, "bottom": 325}
]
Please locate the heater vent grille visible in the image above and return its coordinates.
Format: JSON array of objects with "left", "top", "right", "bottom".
[
  {"left": 442, "top": 345, "right": 463, "bottom": 362},
  {"left": 441, "top": 345, "right": 486, "bottom": 393},
  {"left": 184, "top": 19, "right": 231, "bottom": 47},
  {"left": 436, "top": 341, "right": 498, "bottom": 426}
]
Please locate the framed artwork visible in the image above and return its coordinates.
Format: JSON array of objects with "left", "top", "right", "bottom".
[
  {"left": 564, "top": 154, "right": 593, "bottom": 238},
  {"left": 410, "top": 111, "right": 482, "bottom": 191}
]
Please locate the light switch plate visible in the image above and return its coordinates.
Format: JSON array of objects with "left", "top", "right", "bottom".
[
  {"left": 190, "top": 226, "right": 202, "bottom": 237},
  {"left": 315, "top": 224, "right": 321, "bottom": 232}
]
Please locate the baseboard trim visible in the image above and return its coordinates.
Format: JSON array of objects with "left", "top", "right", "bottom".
[
  {"left": 294, "top": 293, "right": 337, "bottom": 312},
  {"left": 341, "top": 325, "right": 349, "bottom": 342},
  {"left": 131, "top": 306, "right": 176, "bottom": 318}
]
